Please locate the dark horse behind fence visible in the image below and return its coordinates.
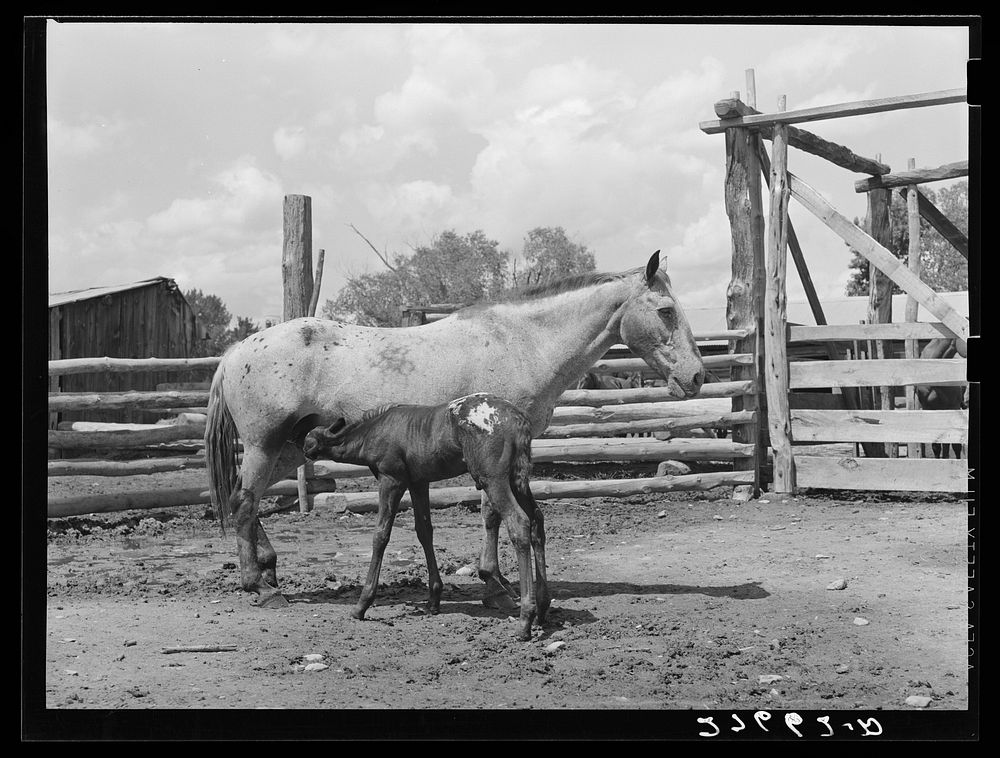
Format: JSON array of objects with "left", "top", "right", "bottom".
[
  {"left": 914, "top": 337, "right": 968, "bottom": 459},
  {"left": 204, "top": 251, "right": 706, "bottom": 609}
]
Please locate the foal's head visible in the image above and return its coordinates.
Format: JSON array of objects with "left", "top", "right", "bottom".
[
  {"left": 302, "top": 417, "right": 350, "bottom": 461},
  {"left": 617, "top": 250, "right": 705, "bottom": 398}
]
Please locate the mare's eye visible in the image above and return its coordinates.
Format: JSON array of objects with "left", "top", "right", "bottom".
[{"left": 657, "top": 306, "right": 674, "bottom": 315}]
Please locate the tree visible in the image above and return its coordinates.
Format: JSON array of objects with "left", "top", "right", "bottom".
[
  {"left": 845, "top": 182, "right": 968, "bottom": 296},
  {"left": 515, "top": 226, "right": 595, "bottom": 287},
  {"left": 324, "top": 229, "right": 510, "bottom": 327},
  {"left": 185, "top": 288, "right": 232, "bottom": 357},
  {"left": 226, "top": 315, "right": 260, "bottom": 344},
  {"left": 185, "top": 289, "right": 261, "bottom": 356}
]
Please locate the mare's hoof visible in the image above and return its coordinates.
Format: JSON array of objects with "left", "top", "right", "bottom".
[
  {"left": 258, "top": 591, "right": 289, "bottom": 609},
  {"left": 350, "top": 608, "right": 367, "bottom": 621},
  {"left": 482, "top": 592, "right": 519, "bottom": 614}
]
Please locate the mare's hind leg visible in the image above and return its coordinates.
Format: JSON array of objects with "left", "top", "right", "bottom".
[
  {"left": 409, "top": 482, "right": 443, "bottom": 614},
  {"left": 254, "top": 442, "right": 308, "bottom": 587},
  {"left": 353, "top": 476, "right": 407, "bottom": 620},
  {"left": 230, "top": 445, "right": 287, "bottom": 608},
  {"left": 477, "top": 492, "right": 519, "bottom": 613}
]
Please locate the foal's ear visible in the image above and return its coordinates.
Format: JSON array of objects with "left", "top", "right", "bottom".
[
  {"left": 644, "top": 250, "right": 661, "bottom": 285},
  {"left": 327, "top": 417, "right": 348, "bottom": 435}
]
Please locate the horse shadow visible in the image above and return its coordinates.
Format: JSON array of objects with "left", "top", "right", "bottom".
[{"left": 283, "top": 578, "right": 768, "bottom": 631}]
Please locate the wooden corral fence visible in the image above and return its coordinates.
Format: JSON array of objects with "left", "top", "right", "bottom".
[
  {"left": 700, "top": 70, "right": 971, "bottom": 494},
  {"left": 46, "top": 329, "right": 761, "bottom": 517}
]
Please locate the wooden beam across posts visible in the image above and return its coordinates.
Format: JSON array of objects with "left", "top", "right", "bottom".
[
  {"left": 49, "top": 356, "right": 221, "bottom": 376},
  {"left": 701, "top": 88, "right": 966, "bottom": 134},
  {"left": 712, "top": 97, "right": 891, "bottom": 175},
  {"left": 722, "top": 75, "right": 765, "bottom": 496},
  {"left": 787, "top": 172, "right": 969, "bottom": 341},
  {"left": 795, "top": 456, "right": 968, "bottom": 493},
  {"left": 789, "top": 322, "right": 956, "bottom": 342},
  {"left": 282, "top": 194, "right": 314, "bottom": 323},
  {"left": 316, "top": 471, "right": 757, "bottom": 513},
  {"left": 556, "top": 380, "right": 755, "bottom": 407},
  {"left": 48, "top": 389, "right": 210, "bottom": 412},
  {"left": 763, "top": 95, "right": 795, "bottom": 494},
  {"left": 791, "top": 409, "right": 967, "bottom": 444},
  {"left": 901, "top": 187, "right": 969, "bottom": 260},
  {"left": 789, "top": 358, "right": 967, "bottom": 389},
  {"left": 854, "top": 161, "right": 969, "bottom": 193}
]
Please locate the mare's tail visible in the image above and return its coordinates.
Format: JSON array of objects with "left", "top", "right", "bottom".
[{"left": 204, "top": 356, "right": 240, "bottom": 533}]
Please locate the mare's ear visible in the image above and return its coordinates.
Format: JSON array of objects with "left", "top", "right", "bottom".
[{"left": 645, "top": 250, "right": 661, "bottom": 285}]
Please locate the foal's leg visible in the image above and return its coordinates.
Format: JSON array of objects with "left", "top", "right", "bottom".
[
  {"left": 484, "top": 479, "right": 536, "bottom": 641},
  {"left": 409, "top": 481, "right": 443, "bottom": 614},
  {"left": 477, "top": 492, "right": 519, "bottom": 613},
  {"left": 353, "top": 476, "right": 407, "bottom": 620},
  {"left": 230, "top": 445, "right": 287, "bottom": 607},
  {"left": 514, "top": 484, "right": 550, "bottom": 624}
]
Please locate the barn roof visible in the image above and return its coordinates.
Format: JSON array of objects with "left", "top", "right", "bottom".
[{"left": 49, "top": 276, "right": 179, "bottom": 308}]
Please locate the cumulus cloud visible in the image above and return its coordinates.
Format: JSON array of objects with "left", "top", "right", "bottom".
[{"left": 146, "top": 156, "right": 283, "bottom": 237}]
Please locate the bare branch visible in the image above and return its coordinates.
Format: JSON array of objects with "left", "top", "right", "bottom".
[{"left": 348, "top": 223, "right": 397, "bottom": 272}]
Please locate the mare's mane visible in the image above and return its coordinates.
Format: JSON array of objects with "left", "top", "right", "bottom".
[{"left": 451, "top": 265, "right": 653, "bottom": 319}]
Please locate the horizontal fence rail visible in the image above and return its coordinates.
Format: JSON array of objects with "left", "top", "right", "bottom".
[{"left": 790, "top": 358, "right": 967, "bottom": 389}]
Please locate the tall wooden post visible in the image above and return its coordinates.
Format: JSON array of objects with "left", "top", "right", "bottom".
[
  {"left": 904, "top": 158, "right": 923, "bottom": 458},
  {"left": 764, "top": 96, "right": 795, "bottom": 494},
  {"left": 723, "top": 75, "right": 764, "bottom": 497},
  {"left": 282, "top": 194, "right": 314, "bottom": 323},
  {"left": 282, "top": 194, "right": 316, "bottom": 511},
  {"left": 866, "top": 180, "right": 895, "bottom": 457}
]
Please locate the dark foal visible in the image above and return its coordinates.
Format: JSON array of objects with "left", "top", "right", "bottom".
[{"left": 303, "top": 393, "right": 549, "bottom": 640}]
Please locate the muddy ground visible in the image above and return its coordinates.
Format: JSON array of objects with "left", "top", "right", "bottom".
[{"left": 28, "top": 465, "right": 975, "bottom": 739}]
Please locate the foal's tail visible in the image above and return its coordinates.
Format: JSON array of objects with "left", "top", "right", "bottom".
[
  {"left": 506, "top": 420, "right": 535, "bottom": 506},
  {"left": 204, "top": 357, "right": 240, "bottom": 533}
]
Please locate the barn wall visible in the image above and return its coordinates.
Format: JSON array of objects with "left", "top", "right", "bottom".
[{"left": 54, "top": 281, "right": 202, "bottom": 424}]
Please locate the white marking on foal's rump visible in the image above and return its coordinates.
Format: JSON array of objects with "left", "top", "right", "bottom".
[
  {"left": 465, "top": 401, "right": 499, "bottom": 434},
  {"left": 450, "top": 394, "right": 499, "bottom": 434}
]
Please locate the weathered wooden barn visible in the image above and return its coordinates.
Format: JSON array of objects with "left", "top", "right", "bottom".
[{"left": 49, "top": 277, "right": 205, "bottom": 424}]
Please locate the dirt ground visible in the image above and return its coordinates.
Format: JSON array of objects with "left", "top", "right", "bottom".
[{"left": 30, "top": 464, "right": 975, "bottom": 739}]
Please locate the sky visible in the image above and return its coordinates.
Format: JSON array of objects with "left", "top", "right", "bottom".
[{"left": 44, "top": 19, "right": 973, "bottom": 326}]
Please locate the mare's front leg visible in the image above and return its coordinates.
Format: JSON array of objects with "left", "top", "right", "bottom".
[
  {"left": 477, "top": 492, "right": 519, "bottom": 613},
  {"left": 409, "top": 481, "right": 443, "bottom": 614},
  {"left": 353, "top": 475, "right": 407, "bottom": 620}
]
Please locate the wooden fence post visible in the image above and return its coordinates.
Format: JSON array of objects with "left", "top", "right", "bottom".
[
  {"left": 282, "top": 194, "right": 316, "bottom": 511},
  {"left": 282, "top": 195, "right": 314, "bottom": 323},
  {"left": 723, "top": 82, "right": 764, "bottom": 497},
  {"left": 764, "top": 95, "right": 795, "bottom": 494},
  {"left": 866, "top": 179, "right": 895, "bottom": 457},
  {"left": 903, "top": 158, "right": 923, "bottom": 458}
]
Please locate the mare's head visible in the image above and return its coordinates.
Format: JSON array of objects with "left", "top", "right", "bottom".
[
  {"left": 617, "top": 250, "right": 705, "bottom": 398},
  {"left": 302, "top": 417, "right": 349, "bottom": 461}
]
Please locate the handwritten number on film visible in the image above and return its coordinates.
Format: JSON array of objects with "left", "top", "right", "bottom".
[{"left": 697, "top": 713, "right": 883, "bottom": 738}]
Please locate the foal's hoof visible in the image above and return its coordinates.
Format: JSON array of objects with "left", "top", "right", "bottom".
[
  {"left": 482, "top": 592, "right": 519, "bottom": 614},
  {"left": 258, "top": 591, "right": 289, "bottom": 609}
]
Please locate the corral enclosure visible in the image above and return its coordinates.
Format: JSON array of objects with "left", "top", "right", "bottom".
[{"left": 38, "top": 73, "right": 976, "bottom": 730}]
